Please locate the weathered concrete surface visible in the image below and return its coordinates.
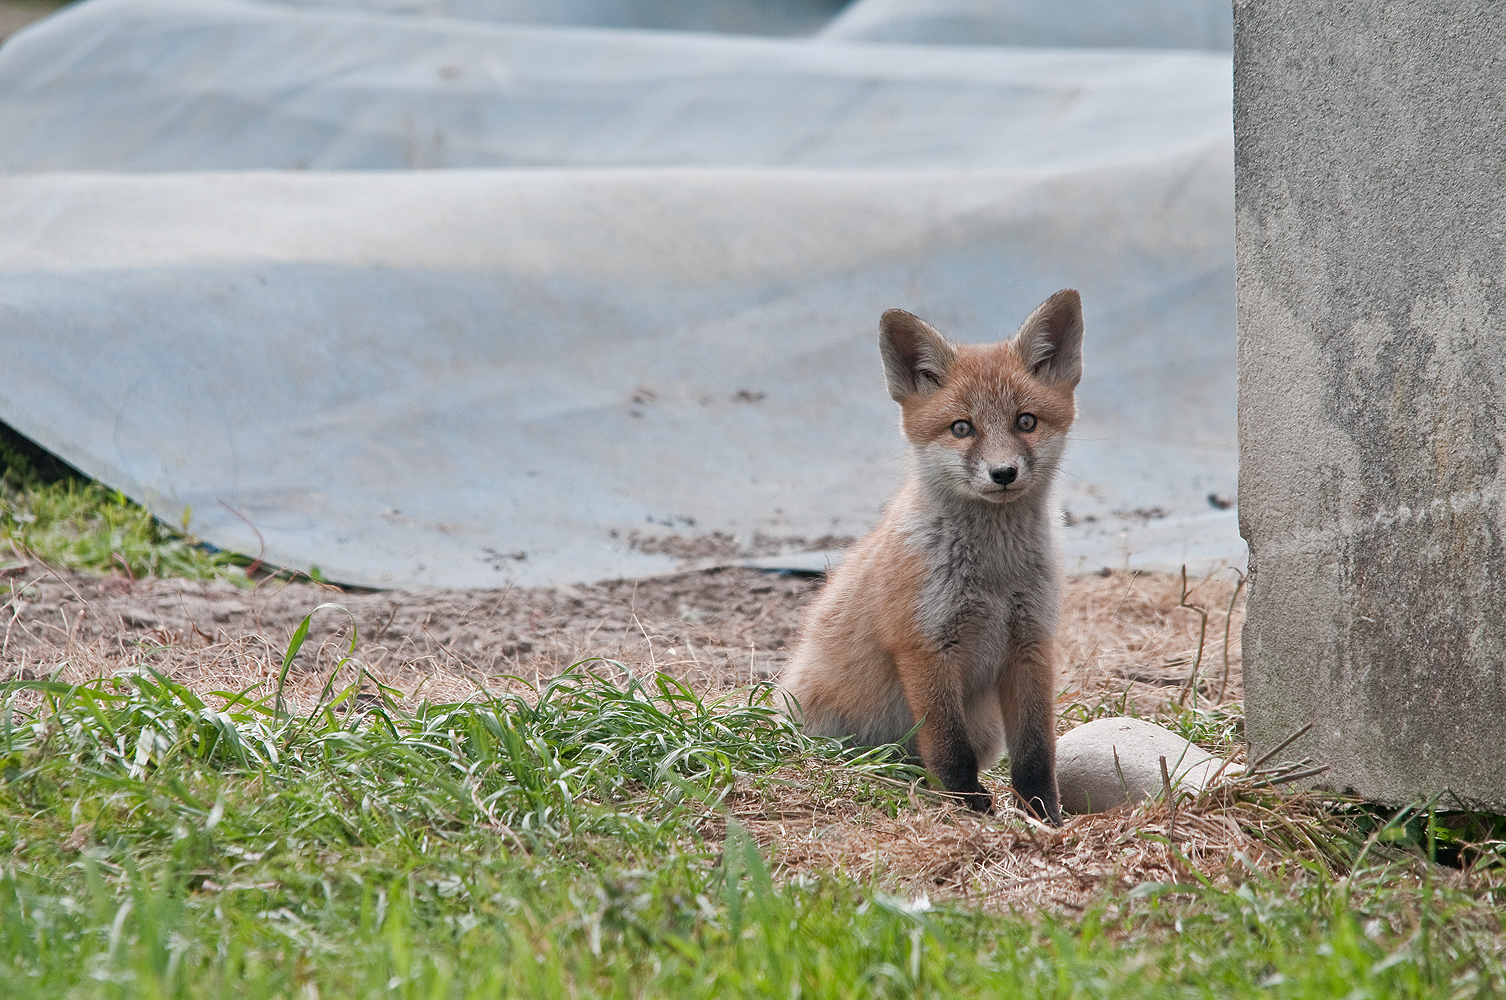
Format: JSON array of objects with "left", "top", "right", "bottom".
[{"left": 1236, "top": 1, "right": 1506, "bottom": 809}]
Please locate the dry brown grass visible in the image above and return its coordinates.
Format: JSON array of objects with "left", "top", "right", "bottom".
[
  {"left": 707, "top": 749, "right": 1347, "bottom": 913},
  {"left": 1061, "top": 567, "right": 1246, "bottom": 715}
]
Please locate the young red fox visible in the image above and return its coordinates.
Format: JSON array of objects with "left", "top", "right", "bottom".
[{"left": 780, "top": 289, "right": 1082, "bottom": 824}]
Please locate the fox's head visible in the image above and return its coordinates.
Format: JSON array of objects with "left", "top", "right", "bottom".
[{"left": 878, "top": 289, "right": 1082, "bottom": 505}]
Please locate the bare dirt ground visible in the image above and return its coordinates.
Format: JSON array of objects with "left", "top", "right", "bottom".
[
  {"left": 2, "top": 559, "right": 1268, "bottom": 910},
  {"left": 0, "top": 561, "right": 1244, "bottom": 715}
]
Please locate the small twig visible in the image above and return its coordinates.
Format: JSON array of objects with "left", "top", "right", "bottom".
[
  {"left": 1160, "top": 754, "right": 1177, "bottom": 841},
  {"left": 1250, "top": 722, "right": 1315, "bottom": 772},
  {"left": 371, "top": 605, "right": 399, "bottom": 644},
  {"left": 111, "top": 552, "right": 136, "bottom": 581},
  {"left": 1217, "top": 569, "right": 1246, "bottom": 703},
  {"left": 1252, "top": 755, "right": 1314, "bottom": 777},
  {"left": 1113, "top": 745, "right": 1129, "bottom": 802},
  {"left": 1251, "top": 764, "right": 1331, "bottom": 787},
  {"left": 1175, "top": 565, "right": 1210, "bottom": 708},
  {"left": 219, "top": 499, "right": 267, "bottom": 578}
]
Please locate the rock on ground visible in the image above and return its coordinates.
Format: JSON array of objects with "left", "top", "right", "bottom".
[{"left": 1056, "top": 716, "right": 1240, "bottom": 815}]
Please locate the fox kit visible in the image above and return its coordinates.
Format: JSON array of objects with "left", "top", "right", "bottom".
[{"left": 781, "top": 289, "right": 1082, "bottom": 823}]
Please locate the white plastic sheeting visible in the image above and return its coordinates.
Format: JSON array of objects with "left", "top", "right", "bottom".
[
  {"left": 0, "top": 0, "right": 1240, "bottom": 588},
  {"left": 821, "top": 0, "right": 1232, "bottom": 49},
  {"left": 263, "top": 0, "right": 846, "bottom": 34},
  {"left": 0, "top": 0, "right": 1229, "bottom": 173}
]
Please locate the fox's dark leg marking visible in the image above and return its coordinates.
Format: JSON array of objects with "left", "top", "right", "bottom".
[
  {"left": 999, "top": 635, "right": 1061, "bottom": 825},
  {"left": 896, "top": 659, "right": 993, "bottom": 813},
  {"left": 917, "top": 714, "right": 992, "bottom": 812}
]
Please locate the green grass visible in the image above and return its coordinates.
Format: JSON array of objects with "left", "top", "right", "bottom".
[
  {"left": 0, "top": 608, "right": 1501, "bottom": 998},
  {"left": 0, "top": 480, "right": 251, "bottom": 584},
  {"left": 0, "top": 422, "right": 249, "bottom": 584}
]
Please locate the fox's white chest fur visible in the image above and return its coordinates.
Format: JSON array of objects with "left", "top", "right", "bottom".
[{"left": 902, "top": 485, "right": 1063, "bottom": 694}]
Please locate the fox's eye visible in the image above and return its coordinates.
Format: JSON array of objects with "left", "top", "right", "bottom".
[
  {"left": 1015, "top": 413, "right": 1038, "bottom": 433},
  {"left": 950, "top": 420, "right": 974, "bottom": 438}
]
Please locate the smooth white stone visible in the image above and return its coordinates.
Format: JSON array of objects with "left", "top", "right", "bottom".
[{"left": 1056, "top": 716, "right": 1241, "bottom": 815}]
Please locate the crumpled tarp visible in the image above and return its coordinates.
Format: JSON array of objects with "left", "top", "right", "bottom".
[
  {"left": 820, "top": 0, "right": 1232, "bottom": 49},
  {"left": 0, "top": 0, "right": 1240, "bottom": 587},
  {"left": 263, "top": 0, "right": 848, "bottom": 34}
]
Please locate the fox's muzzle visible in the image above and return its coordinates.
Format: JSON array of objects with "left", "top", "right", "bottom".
[{"left": 988, "top": 464, "right": 1018, "bottom": 486}]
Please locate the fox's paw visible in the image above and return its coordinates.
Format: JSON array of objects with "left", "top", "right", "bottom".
[
  {"left": 1013, "top": 789, "right": 1062, "bottom": 826},
  {"left": 964, "top": 790, "right": 994, "bottom": 814}
]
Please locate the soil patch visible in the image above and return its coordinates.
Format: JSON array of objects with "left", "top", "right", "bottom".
[{"left": 1, "top": 561, "right": 1243, "bottom": 713}]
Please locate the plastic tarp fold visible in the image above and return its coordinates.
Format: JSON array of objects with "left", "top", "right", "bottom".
[{"left": 820, "top": 0, "right": 1232, "bottom": 50}]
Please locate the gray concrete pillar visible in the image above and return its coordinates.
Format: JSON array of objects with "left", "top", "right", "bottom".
[{"left": 1236, "top": 1, "right": 1506, "bottom": 808}]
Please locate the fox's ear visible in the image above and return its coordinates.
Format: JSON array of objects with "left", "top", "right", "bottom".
[
  {"left": 1014, "top": 289, "right": 1083, "bottom": 388},
  {"left": 879, "top": 309, "right": 958, "bottom": 402}
]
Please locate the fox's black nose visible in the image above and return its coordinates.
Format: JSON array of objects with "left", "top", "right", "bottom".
[{"left": 989, "top": 465, "right": 1018, "bottom": 485}]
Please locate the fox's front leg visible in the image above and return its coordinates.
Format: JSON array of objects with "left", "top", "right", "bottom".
[
  {"left": 999, "top": 635, "right": 1062, "bottom": 824},
  {"left": 896, "top": 656, "right": 993, "bottom": 813}
]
